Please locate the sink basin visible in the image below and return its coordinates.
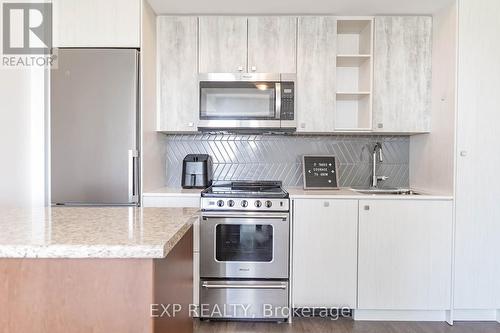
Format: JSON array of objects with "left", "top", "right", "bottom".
[{"left": 351, "top": 187, "right": 421, "bottom": 195}]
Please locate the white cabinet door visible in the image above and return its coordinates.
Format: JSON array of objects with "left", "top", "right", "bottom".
[
  {"left": 454, "top": 0, "right": 500, "bottom": 310},
  {"left": 247, "top": 17, "right": 297, "bottom": 73},
  {"left": 198, "top": 16, "right": 247, "bottom": 73},
  {"left": 293, "top": 199, "right": 357, "bottom": 308},
  {"left": 52, "top": 0, "right": 140, "bottom": 47},
  {"left": 157, "top": 16, "right": 199, "bottom": 132},
  {"left": 296, "top": 17, "right": 336, "bottom": 133},
  {"left": 373, "top": 16, "right": 432, "bottom": 133},
  {"left": 358, "top": 200, "right": 452, "bottom": 310}
]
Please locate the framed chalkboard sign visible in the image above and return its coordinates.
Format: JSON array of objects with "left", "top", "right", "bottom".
[{"left": 302, "top": 155, "right": 339, "bottom": 190}]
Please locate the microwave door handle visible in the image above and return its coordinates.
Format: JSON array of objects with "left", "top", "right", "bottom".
[{"left": 275, "top": 83, "right": 281, "bottom": 120}]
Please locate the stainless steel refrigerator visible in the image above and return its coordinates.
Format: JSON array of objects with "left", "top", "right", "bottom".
[{"left": 51, "top": 49, "right": 139, "bottom": 206}]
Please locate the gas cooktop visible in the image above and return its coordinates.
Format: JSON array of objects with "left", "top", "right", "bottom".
[
  {"left": 201, "top": 181, "right": 289, "bottom": 211},
  {"left": 201, "top": 181, "right": 288, "bottom": 198}
]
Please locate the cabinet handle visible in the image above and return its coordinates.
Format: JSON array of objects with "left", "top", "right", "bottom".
[
  {"left": 300, "top": 122, "right": 306, "bottom": 129},
  {"left": 187, "top": 122, "right": 194, "bottom": 127},
  {"left": 377, "top": 123, "right": 384, "bottom": 129},
  {"left": 237, "top": 66, "right": 244, "bottom": 72},
  {"left": 251, "top": 66, "right": 257, "bottom": 72},
  {"left": 460, "top": 150, "right": 468, "bottom": 157},
  {"left": 323, "top": 201, "right": 330, "bottom": 207},
  {"left": 364, "top": 205, "right": 370, "bottom": 211}
]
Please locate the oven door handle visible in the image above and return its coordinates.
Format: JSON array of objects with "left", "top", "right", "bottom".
[{"left": 201, "top": 282, "right": 287, "bottom": 290}]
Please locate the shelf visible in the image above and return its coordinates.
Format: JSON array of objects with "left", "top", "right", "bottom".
[
  {"left": 337, "top": 19, "right": 372, "bottom": 34},
  {"left": 336, "top": 92, "right": 371, "bottom": 99},
  {"left": 337, "top": 19, "right": 373, "bottom": 55},
  {"left": 337, "top": 55, "right": 371, "bottom": 67},
  {"left": 335, "top": 93, "right": 371, "bottom": 130}
]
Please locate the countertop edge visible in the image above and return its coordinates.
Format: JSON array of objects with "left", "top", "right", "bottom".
[
  {"left": 0, "top": 209, "right": 199, "bottom": 259},
  {"left": 288, "top": 194, "right": 454, "bottom": 200},
  {"left": 0, "top": 244, "right": 166, "bottom": 259},
  {"left": 161, "top": 215, "right": 198, "bottom": 258}
]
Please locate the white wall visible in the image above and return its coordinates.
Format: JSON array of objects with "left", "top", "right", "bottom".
[
  {"left": 409, "top": 2, "right": 457, "bottom": 195},
  {"left": 0, "top": 68, "right": 46, "bottom": 207},
  {"left": 140, "top": 0, "right": 167, "bottom": 194}
]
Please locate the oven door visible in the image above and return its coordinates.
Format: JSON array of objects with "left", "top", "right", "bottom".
[
  {"left": 199, "top": 80, "right": 282, "bottom": 129},
  {"left": 200, "top": 211, "right": 289, "bottom": 279}
]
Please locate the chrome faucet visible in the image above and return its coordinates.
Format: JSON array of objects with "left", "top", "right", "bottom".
[{"left": 372, "top": 142, "right": 388, "bottom": 188}]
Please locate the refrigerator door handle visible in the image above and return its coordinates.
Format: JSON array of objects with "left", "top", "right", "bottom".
[{"left": 128, "top": 149, "right": 139, "bottom": 204}]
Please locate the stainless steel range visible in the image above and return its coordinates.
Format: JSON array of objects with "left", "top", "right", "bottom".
[{"left": 200, "top": 181, "right": 290, "bottom": 321}]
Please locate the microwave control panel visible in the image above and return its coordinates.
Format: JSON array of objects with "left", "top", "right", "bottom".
[{"left": 280, "top": 82, "right": 295, "bottom": 120}]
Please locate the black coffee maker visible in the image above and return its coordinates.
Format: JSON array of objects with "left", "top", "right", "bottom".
[{"left": 181, "top": 154, "right": 213, "bottom": 189}]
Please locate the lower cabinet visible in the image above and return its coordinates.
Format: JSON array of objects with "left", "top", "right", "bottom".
[
  {"left": 292, "top": 199, "right": 358, "bottom": 308},
  {"left": 357, "top": 199, "right": 453, "bottom": 310}
]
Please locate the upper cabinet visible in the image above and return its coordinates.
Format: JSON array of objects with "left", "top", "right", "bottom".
[
  {"left": 157, "top": 15, "right": 433, "bottom": 134},
  {"left": 198, "top": 16, "right": 248, "bottom": 73},
  {"left": 296, "top": 16, "right": 337, "bottom": 132},
  {"left": 372, "top": 16, "right": 432, "bottom": 133},
  {"left": 52, "top": 0, "right": 140, "bottom": 47},
  {"left": 247, "top": 17, "right": 297, "bottom": 73},
  {"left": 199, "top": 16, "right": 297, "bottom": 73},
  {"left": 157, "top": 17, "right": 199, "bottom": 132}
]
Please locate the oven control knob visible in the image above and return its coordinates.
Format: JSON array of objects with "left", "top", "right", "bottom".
[
  {"left": 265, "top": 200, "right": 273, "bottom": 208},
  {"left": 216, "top": 200, "right": 224, "bottom": 207},
  {"left": 241, "top": 200, "right": 248, "bottom": 208},
  {"left": 254, "top": 200, "right": 262, "bottom": 208},
  {"left": 227, "top": 200, "right": 235, "bottom": 207}
]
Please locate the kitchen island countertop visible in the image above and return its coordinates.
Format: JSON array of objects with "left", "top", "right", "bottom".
[{"left": 0, "top": 207, "right": 198, "bottom": 259}]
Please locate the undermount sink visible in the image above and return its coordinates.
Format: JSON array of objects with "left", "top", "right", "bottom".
[{"left": 351, "top": 187, "right": 421, "bottom": 195}]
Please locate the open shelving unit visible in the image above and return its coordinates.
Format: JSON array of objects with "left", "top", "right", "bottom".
[{"left": 335, "top": 17, "right": 374, "bottom": 131}]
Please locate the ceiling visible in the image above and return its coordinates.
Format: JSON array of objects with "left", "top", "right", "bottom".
[{"left": 148, "top": 0, "right": 455, "bottom": 15}]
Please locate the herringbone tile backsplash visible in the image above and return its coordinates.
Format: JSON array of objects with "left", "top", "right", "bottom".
[{"left": 164, "top": 134, "right": 409, "bottom": 188}]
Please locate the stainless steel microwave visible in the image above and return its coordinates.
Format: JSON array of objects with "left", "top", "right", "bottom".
[{"left": 198, "top": 73, "right": 296, "bottom": 131}]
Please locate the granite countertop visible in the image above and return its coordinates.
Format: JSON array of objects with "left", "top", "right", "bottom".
[
  {"left": 143, "top": 186, "right": 453, "bottom": 200},
  {"left": 0, "top": 207, "right": 199, "bottom": 259},
  {"left": 286, "top": 187, "right": 453, "bottom": 200}
]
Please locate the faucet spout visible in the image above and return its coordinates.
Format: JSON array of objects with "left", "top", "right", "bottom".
[{"left": 371, "top": 142, "right": 387, "bottom": 188}]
